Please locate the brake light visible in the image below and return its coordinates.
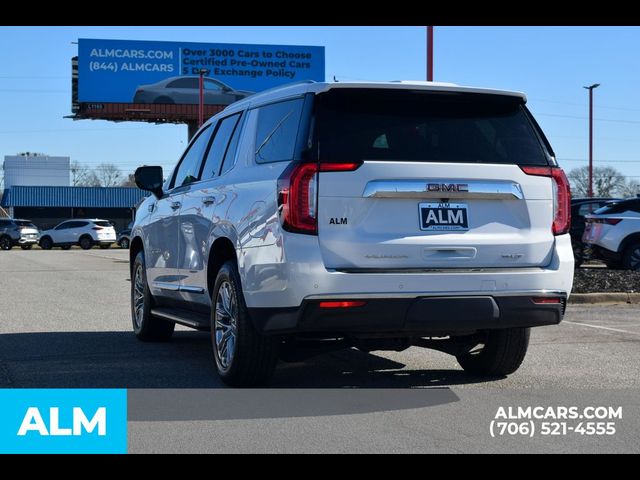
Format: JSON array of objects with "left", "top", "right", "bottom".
[
  {"left": 591, "top": 218, "right": 622, "bottom": 225},
  {"left": 92, "top": 226, "right": 104, "bottom": 231},
  {"left": 521, "top": 166, "right": 571, "bottom": 235},
  {"left": 319, "top": 301, "right": 367, "bottom": 308},
  {"left": 277, "top": 162, "right": 361, "bottom": 235}
]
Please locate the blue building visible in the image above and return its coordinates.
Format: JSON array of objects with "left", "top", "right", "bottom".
[{"left": 1, "top": 186, "right": 147, "bottom": 231}]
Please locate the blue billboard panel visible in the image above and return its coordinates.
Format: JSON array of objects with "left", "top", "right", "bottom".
[{"left": 78, "top": 39, "right": 324, "bottom": 104}]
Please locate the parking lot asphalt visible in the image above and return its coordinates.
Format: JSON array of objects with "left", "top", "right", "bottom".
[{"left": 1, "top": 249, "right": 639, "bottom": 453}]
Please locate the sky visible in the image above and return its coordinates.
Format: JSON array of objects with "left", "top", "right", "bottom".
[{"left": 1, "top": 26, "right": 639, "bottom": 187}]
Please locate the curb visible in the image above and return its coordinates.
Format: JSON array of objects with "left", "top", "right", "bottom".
[{"left": 569, "top": 293, "right": 640, "bottom": 304}]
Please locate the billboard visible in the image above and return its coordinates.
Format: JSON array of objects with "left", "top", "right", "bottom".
[{"left": 77, "top": 39, "right": 325, "bottom": 104}]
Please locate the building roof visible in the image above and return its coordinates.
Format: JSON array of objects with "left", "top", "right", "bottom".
[{"left": 1, "top": 186, "right": 147, "bottom": 208}]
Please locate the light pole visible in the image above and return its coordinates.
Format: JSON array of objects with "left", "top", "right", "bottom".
[
  {"left": 583, "top": 83, "right": 600, "bottom": 198},
  {"left": 427, "top": 26, "right": 434, "bottom": 81},
  {"left": 198, "top": 68, "right": 210, "bottom": 128}
]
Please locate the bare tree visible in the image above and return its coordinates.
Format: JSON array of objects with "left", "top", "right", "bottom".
[
  {"left": 567, "top": 166, "right": 626, "bottom": 197},
  {"left": 618, "top": 179, "right": 640, "bottom": 198},
  {"left": 120, "top": 173, "right": 137, "bottom": 187},
  {"left": 94, "top": 163, "right": 122, "bottom": 187},
  {"left": 70, "top": 161, "right": 91, "bottom": 186}
]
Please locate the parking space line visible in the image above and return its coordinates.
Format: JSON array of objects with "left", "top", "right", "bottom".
[{"left": 565, "top": 321, "right": 640, "bottom": 336}]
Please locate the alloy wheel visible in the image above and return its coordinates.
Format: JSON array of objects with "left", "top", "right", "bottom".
[
  {"left": 214, "top": 281, "right": 238, "bottom": 371},
  {"left": 133, "top": 265, "right": 145, "bottom": 329}
]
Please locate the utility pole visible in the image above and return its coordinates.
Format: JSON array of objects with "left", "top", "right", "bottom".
[
  {"left": 583, "top": 83, "right": 600, "bottom": 198},
  {"left": 427, "top": 26, "right": 434, "bottom": 81},
  {"left": 198, "top": 68, "right": 210, "bottom": 128}
]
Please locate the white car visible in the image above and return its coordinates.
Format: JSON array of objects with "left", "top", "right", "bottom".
[
  {"left": 583, "top": 197, "right": 640, "bottom": 270},
  {"left": 130, "top": 80, "right": 574, "bottom": 386},
  {"left": 39, "top": 219, "right": 117, "bottom": 250}
]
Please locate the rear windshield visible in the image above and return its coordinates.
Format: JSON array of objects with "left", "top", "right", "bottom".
[
  {"left": 314, "top": 89, "right": 551, "bottom": 165},
  {"left": 94, "top": 221, "right": 113, "bottom": 227},
  {"left": 15, "top": 220, "right": 36, "bottom": 228},
  {"left": 595, "top": 199, "right": 640, "bottom": 215}
]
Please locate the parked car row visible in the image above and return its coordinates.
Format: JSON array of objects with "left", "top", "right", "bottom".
[{"left": 0, "top": 217, "right": 131, "bottom": 251}]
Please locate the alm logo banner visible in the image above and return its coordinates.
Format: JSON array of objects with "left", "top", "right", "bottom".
[{"left": 0, "top": 389, "right": 127, "bottom": 454}]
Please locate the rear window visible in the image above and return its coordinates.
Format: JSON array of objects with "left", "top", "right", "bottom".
[
  {"left": 94, "top": 221, "right": 113, "bottom": 227},
  {"left": 595, "top": 200, "right": 640, "bottom": 215},
  {"left": 314, "top": 89, "right": 551, "bottom": 165},
  {"left": 15, "top": 220, "right": 36, "bottom": 228}
]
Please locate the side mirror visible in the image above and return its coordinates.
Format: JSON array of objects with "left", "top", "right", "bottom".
[{"left": 135, "top": 166, "right": 164, "bottom": 199}]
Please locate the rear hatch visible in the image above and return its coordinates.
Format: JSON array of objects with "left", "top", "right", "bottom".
[
  {"left": 93, "top": 220, "right": 116, "bottom": 239},
  {"left": 14, "top": 220, "right": 39, "bottom": 237},
  {"left": 313, "top": 88, "right": 561, "bottom": 270}
]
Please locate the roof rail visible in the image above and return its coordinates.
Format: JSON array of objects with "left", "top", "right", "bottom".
[{"left": 238, "top": 80, "right": 317, "bottom": 101}]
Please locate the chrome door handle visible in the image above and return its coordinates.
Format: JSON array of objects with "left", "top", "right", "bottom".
[
  {"left": 170, "top": 201, "right": 182, "bottom": 210},
  {"left": 202, "top": 196, "right": 216, "bottom": 206}
]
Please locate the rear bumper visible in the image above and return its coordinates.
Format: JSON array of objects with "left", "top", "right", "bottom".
[
  {"left": 17, "top": 237, "right": 39, "bottom": 245},
  {"left": 248, "top": 293, "right": 567, "bottom": 335}
]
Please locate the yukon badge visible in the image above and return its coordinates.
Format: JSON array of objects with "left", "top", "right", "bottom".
[{"left": 427, "top": 183, "right": 469, "bottom": 193}]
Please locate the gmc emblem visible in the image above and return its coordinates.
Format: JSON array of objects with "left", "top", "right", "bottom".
[{"left": 427, "top": 183, "right": 469, "bottom": 192}]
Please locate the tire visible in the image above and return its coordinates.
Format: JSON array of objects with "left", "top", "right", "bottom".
[
  {"left": 120, "top": 238, "right": 130, "bottom": 249},
  {"left": 0, "top": 236, "right": 12, "bottom": 251},
  {"left": 100, "top": 244, "right": 111, "bottom": 250},
  {"left": 131, "top": 251, "right": 175, "bottom": 341},
  {"left": 61, "top": 245, "right": 71, "bottom": 250},
  {"left": 622, "top": 242, "right": 640, "bottom": 271},
  {"left": 40, "top": 237, "right": 53, "bottom": 250},
  {"left": 21, "top": 245, "right": 33, "bottom": 250},
  {"left": 457, "top": 328, "right": 530, "bottom": 376},
  {"left": 211, "top": 260, "right": 279, "bottom": 387},
  {"left": 79, "top": 236, "right": 93, "bottom": 250}
]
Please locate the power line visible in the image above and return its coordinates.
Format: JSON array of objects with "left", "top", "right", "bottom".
[
  {"left": 537, "top": 112, "right": 640, "bottom": 124},
  {"left": 530, "top": 97, "right": 640, "bottom": 113}
]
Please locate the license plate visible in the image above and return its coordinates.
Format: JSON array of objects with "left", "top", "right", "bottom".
[{"left": 419, "top": 202, "right": 469, "bottom": 231}]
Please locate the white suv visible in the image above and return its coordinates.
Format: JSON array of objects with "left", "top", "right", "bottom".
[
  {"left": 583, "top": 197, "right": 640, "bottom": 269},
  {"left": 39, "top": 219, "right": 117, "bottom": 250},
  {"left": 130, "top": 81, "right": 574, "bottom": 386}
]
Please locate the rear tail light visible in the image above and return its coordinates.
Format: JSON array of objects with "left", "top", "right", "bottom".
[
  {"left": 319, "top": 301, "right": 367, "bottom": 308},
  {"left": 277, "top": 161, "right": 361, "bottom": 235},
  {"left": 521, "top": 166, "right": 571, "bottom": 235},
  {"left": 591, "top": 218, "right": 622, "bottom": 225},
  {"left": 92, "top": 226, "right": 104, "bottom": 231}
]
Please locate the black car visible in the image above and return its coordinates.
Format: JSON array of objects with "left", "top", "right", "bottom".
[{"left": 571, "top": 197, "right": 620, "bottom": 265}]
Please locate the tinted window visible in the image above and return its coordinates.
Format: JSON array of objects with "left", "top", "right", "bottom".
[
  {"left": 0, "top": 220, "right": 11, "bottom": 228},
  {"left": 596, "top": 200, "right": 640, "bottom": 215},
  {"left": 94, "top": 221, "right": 112, "bottom": 227},
  {"left": 221, "top": 114, "right": 245, "bottom": 175},
  {"left": 15, "top": 221, "right": 36, "bottom": 228},
  {"left": 578, "top": 203, "right": 602, "bottom": 216},
  {"left": 171, "top": 125, "right": 213, "bottom": 188},
  {"left": 254, "top": 98, "right": 305, "bottom": 164},
  {"left": 315, "top": 89, "right": 549, "bottom": 165},
  {"left": 68, "top": 221, "right": 88, "bottom": 229},
  {"left": 200, "top": 114, "right": 241, "bottom": 180},
  {"left": 55, "top": 222, "right": 71, "bottom": 230},
  {"left": 204, "top": 79, "right": 223, "bottom": 91},
  {"left": 167, "top": 78, "right": 199, "bottom": 89}
]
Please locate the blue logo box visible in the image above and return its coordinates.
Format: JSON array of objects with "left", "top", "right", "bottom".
[{"left": 0, "top": 389, "right": 127, "bottom": 454}]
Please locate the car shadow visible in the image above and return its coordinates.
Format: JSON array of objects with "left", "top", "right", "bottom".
[{"left": 0, "top": 331, "right": 499, "bottom": 389}]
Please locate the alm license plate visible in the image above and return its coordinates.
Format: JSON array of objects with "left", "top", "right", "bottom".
[{"left": 419, "top": 202, "right": 469, "bottom": 231}]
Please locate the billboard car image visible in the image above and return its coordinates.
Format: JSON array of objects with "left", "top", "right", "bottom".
[{"left": 132, "top": 76, "right": 254, "bottom": 105}]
